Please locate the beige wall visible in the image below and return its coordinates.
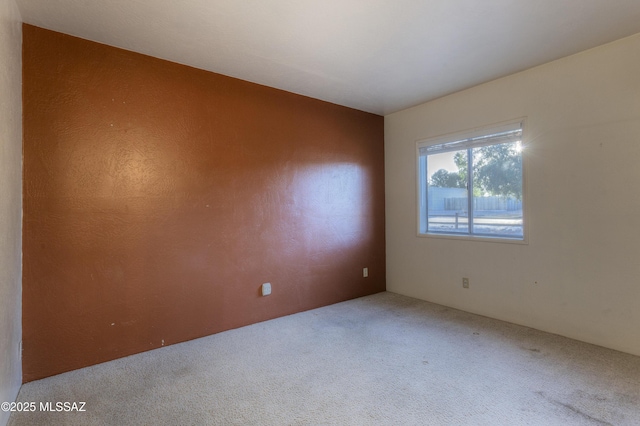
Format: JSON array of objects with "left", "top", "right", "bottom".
[
  {"left": 385, "top": 33, "right": 640, "bottom": 356},
  {"left": 0, "top": 0, "right": 22, "bottom": 423}
]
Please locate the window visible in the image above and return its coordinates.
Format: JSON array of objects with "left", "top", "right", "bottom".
[{"left": 417, "top": 120, "right": 525, "bottom": 240}]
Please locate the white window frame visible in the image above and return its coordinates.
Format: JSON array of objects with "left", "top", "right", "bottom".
[{"left": 416, "top": 118, "right": 528, "bottom": 244}]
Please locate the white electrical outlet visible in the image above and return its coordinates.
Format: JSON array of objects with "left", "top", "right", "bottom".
[
  {"left": 363, "top": 267, "right": 369, "bottom": 278},
  {"left": 463, "top": 278, "right": 469, "bottom": 288},
  {"left": 262, "top": 282, "right": 272, "bottom": 296}
]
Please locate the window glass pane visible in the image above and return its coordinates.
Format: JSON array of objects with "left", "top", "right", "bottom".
[
  {"left": 418, "top": 120, "right": 525, "bottom": 241},
  {"left": 471, "top": 141, "right": 523, "bottom": 238},
  {"left": 427, "top": 150, "right": 468, "bottom": 234}
]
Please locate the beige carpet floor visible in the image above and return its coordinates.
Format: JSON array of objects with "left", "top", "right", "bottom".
[{"left": 8, "top": 292, "right": 640, "bottom": 425}]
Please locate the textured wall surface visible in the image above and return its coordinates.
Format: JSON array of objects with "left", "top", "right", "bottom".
[
  {"left": 22, "top": 25, "right": 385, "bottom": 382},
  {"left": 385, "top": 32, "right": 640, "bottom": 356},
  {"left": 0, "top": 0, "right": 22, "bottom": 423}
]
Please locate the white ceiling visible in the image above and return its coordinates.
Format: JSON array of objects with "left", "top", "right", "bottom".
[{"left": 15, "top": 0, "right": 640, "bottom": 115}]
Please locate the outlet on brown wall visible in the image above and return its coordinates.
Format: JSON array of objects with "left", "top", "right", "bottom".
[{"left": 22, "top": 25, "right": 385, "bottom": 382}]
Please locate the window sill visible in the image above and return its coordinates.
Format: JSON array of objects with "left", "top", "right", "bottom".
[{"left": 417, "top": 232, "right": 528, "bottom": 245}]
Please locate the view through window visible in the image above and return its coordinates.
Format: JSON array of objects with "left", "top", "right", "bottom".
[{"left": 417, "top": 120, "right": 524, "bottom": 240}]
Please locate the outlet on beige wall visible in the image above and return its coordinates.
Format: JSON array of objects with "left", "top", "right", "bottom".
[{"left": 385, "top": 32, "right": 640, "bottom": 356}]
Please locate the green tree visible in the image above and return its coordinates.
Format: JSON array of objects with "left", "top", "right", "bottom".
[
  {"left": 474, "top": 143, "right": 522, "bottom": 199},
  {"left": 448, "top": 143, "right": 521, "bottom": 199},
  {"left": 454, "top": 151, "right": 468, "bottom": 183},
  {"left": 429, "top": 169, "right": 465, "bottom": 188},
  {"left": 453, "top": 151, "right": 482, "bottom": 196}
]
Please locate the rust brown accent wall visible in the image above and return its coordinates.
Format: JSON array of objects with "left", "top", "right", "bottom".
[{"left": 22, "top": 25, "right": 385, "bottom": 382}]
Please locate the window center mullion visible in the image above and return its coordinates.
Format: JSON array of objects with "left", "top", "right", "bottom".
[{"left": 467, "top": 148, "right": 474, "bottom": 234}]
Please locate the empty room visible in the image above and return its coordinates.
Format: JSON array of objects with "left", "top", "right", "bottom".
[{"left": 2, "top": 0, "right": 640, "bottom": 425}]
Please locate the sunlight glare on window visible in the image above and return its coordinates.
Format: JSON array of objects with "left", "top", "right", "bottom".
[{"left": 417, "top": 120, "right": 525, "bottom": 241}]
